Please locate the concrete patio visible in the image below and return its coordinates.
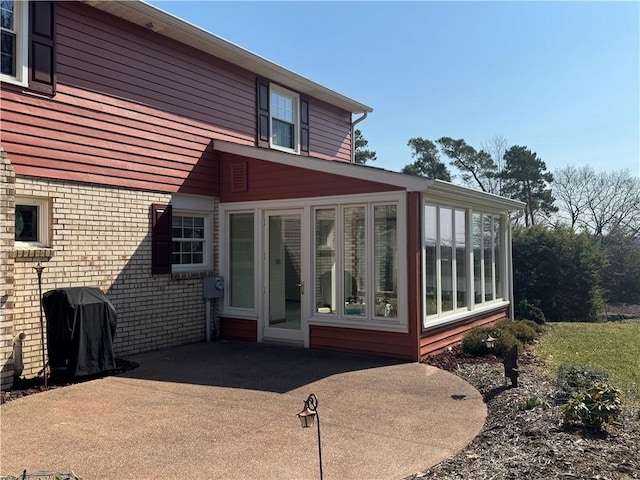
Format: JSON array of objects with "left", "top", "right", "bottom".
[{"left": 1, "top": 341, "right": 486, "bottom": 479}]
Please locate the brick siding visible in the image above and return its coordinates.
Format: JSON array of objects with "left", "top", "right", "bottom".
[{"left": 5, "top": 175, "right": 218, "bottom": 383}]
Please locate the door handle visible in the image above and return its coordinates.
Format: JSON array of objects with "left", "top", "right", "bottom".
[{"left": 297, "top": 280, "right": 305, "bottom": 294}]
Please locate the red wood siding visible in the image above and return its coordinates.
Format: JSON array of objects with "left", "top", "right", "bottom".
[
  {"left": 1, "top": 2, "right": 357, "bottom": 194},
  {"left": 220, "top": 317, "right": 257, "bottom": 342},
  {"left": 309, "top": 99, "right": 352, "bottom": 161},
  {"left": 310, "top": 325, "right": 415, "bottom": 360},
  {"left": 220, "top": 153, "right": 402, "bottom": 202},
  {"left": 419, "top": 307, "right": 509, "bottom": 358}
]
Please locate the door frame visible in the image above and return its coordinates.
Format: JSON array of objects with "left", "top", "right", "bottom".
[{"left": 262, "top": 208, "right": 309, "bottom": 346}]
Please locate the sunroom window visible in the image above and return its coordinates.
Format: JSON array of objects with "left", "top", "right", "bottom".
[
  {"left": 425, "top": 204, "right": 505, "bottom": 324},
  {"left": 229, "top": 212, "right": 255, "bottom": 309}
]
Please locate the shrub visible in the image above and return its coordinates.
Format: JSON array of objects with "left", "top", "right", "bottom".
[
  {"left": 556, "top": 363, "right": 610, "bottom": 403},
  {"left": 518, "top": 396, "right": 548, "bottom": 411},
  {"left": 461, "top": 327, "right": 491, "bottom": 356},
  {"left": 515, "top": 299, "right": 546, "bottom": 325},
  {"left": 495, "top": 319, "right": 538, "bottom": 344},
  {"left": 493, "top": 329, "right": 521, "bottom": 357},
  {"left": 519, "top": 319, "right": 545, "bottom": 334},
  {"left": 562, "top": 381, "right": 623, "bottom": 430}
]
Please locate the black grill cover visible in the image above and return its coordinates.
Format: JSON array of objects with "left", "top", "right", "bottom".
[{"left": 43, "top": 287, "right": 117, "bottom": 376}]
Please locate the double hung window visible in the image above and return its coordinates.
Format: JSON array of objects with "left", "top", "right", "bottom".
[{"left": 1, "top": 0, "right": 26, "bottom": 83}]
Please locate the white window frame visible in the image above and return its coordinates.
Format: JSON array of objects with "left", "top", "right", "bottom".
[
  {"left": 269, "top": 83, "right": 300, "bottom": 154},
  {"left": 219, "top": 192, "right": 408, "bottom": 333},
  {"left": 423, "top": 200, "right": 509, "bottom": 329},
  {"left": 170, "top": 195, "right": 214, "bottom": 274},
  {"left": 15, "top": 196, "right": 50, "bottom": 247},
  {"left": 0, "top": 0, "right": 29, "bottom": 87}
]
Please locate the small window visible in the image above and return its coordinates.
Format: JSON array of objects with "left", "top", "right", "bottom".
[
  {"left": 15, "top": 197, "right": 49, "bottom": 246},
  {"left": 0, "top": 0, "right": 27, "bottom": 85},
  {"left": 270, "top": 84, "right": 299, "bottom": 153},
  {"left": 171, "top": 211, "right": 212, "bottom": 272}
]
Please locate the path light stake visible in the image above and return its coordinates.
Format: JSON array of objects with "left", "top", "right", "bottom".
[
  {"left": 33, "top": 262, "right": 47, "bottom": 387},
  {"left": 297, "top": 393, "right": 323, "bottom": 480}
]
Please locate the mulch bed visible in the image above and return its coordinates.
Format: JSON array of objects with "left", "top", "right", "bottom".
[
  {"left": 0, "top": 358, "right": 139, "bottom": 405},
  {"left": 409, "top": 348, "right": 640, "bottom": 480}
]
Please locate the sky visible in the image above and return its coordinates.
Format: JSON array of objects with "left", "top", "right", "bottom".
[{"left": 147, "top": 1, "right": 640, "bottom": 178}]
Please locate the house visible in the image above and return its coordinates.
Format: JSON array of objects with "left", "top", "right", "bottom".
[{"left": 0, "top": 0, "right": 523, "bottom": 389}]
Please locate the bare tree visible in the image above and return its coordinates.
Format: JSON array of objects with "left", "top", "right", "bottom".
[
  {"left": 553, "top": 166, "right": 640, "bottom": 237},
  {"left": 481, "top": 134, "right": 509, "bottom": 195}
]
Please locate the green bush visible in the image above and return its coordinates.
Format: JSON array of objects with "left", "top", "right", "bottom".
[
  {"left": 556, "top": 363, "right": 610, "bottom": 403},
  {"left": 562, "top": 381, "right": 623, "bottom": 430},
  {"left": 513, "top": 226, "right": 607, "bottom": 322},
  {"left": 461, "top": 326, "right": 521, "bottom": 357},
  {"left": 495, "top": 319, "right": 538, "bottom": 344},
  {"left": 518, "top": 396, "right": 548, "bottom": 411},
  {"left": 515, "top": 299, "right": 546, "bottom": 325},
  {"left": 519, "top": 319, "right": 545, "bottom": 334}
]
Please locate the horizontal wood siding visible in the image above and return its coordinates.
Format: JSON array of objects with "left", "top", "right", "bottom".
[
  {"left": 220, "top": 317, "right": 257, "bottom": 342},
  {"left": 1, "top": 2, "right": 359, "bottom": 193},
  {"left": 309, "top": 99, "right": 352, "bottom": 161},
  {"left": 419, "top": 307, "right": 509, "bottom": 358},
  {"left": 1, "top": 2, "right": 258, "bottom": 195},
  {"left": 220, "top": 153, "right": 401, "bottom": 202},
  {"left": 310, "top": 325, "right": 415, "bottom": 360}
]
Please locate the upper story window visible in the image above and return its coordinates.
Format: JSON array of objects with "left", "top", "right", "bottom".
[
  {"left": 270, "top": 86, "right": 298, "bottom": 152},
  {"left": 257, "top": 78, "right": 309, "bottom": 155},
  {"left": 0, "top": 0, "right": 56, "bottom": 95},
  {"left": 1, "top": 0, "right": 27, "bottom": 84}
]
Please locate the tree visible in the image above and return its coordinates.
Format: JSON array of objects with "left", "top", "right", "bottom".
[
  {"left": 512, "top": 226, "right": 607, "bottom": 322},
  {"left": 402, "top": 137, "right": 451, "bottom": 181},
  {"left": 500, "top": 146, "right": 557, "bottom": 226},
  {"left": 354, "top": 129, "right": 377, "bottom": 165},
  {"left": 436, "top": 137, "right": 497, "bottom": 192},
  {"left": 480, "top": 134, "right": 509, "bottom": 195}
]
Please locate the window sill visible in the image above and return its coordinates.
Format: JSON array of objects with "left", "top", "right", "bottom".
[
  {"left": 171, "top": 271, "right": 215, "bottom": 281},
  {"left": 12, "top": 243, "right": 56, "bottom": 259},
  {"left": 422, "top": 300, "right": 510, "bottom": 331},
  {"left": 308, "top": 315, "right": 409, "bottom": 334}
]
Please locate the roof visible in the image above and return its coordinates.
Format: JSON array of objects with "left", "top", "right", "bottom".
[
  {"left": 214, "top": 141, "right": 526, "bottom": 212},
  {"left": 83, "top": 0, "right": 373, "bottom": 115}
]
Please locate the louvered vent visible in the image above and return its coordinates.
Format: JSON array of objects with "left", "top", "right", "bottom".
[{"left": 231, "top": 162, "right": 248, "bottom": 193}]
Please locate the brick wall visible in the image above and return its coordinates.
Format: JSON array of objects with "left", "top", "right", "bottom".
[
  {"left": 1, "top": 147, "right": 16, "bottom": 389},
  {"left": 11, "top": 176, "right": 218, "bottom": 379}
]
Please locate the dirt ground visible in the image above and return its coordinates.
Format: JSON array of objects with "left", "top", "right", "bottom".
[{"left": 413, "top": 349, "right": 640, "bottom": 480}]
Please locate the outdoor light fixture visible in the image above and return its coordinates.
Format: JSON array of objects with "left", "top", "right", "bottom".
[
  {"left": 297, "top": 393, "right": 323, "bottom": 480},
  {"left": 484, "top": 329, "right": 501, "bottom": 349},
  {"left": 33, "top": 263, "right": 47, "bottom": 387}
]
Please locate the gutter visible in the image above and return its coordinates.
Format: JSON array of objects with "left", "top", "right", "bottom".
[{"left": 351, "top": 112, "right": 368, "bottom": 163}]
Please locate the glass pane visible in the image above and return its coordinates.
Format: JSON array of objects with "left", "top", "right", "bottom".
[
  {"left": 229, "top": 213, "right": 254, "bottom": 309},
  {"left": 473, "top": 213, "right": 482, "bottom": 304},
  {"left": 15, "top": 204, "right": 38, "bottom": 242},
  {"left": 374, "top": 205, "right": 397, "bottom": 318},
  {"left": 272, "top": 118, "right": 294, "bottom": 149},
  {"left": 315, "top": 209, "right": 336, "bottom": 314},
  {"left": 425, "top": 205, "right": 437, "bottom": 315},
  {"left": 1, "top": 1, "right": 14, "bottom": 30},
  {"left": 440, "top": 208, "right": 453, "bottom": 313},
  {"left": 1, "top": 31, "right": 15, "bottom": 76},
  {"left": 271, "top": 92, "right": 294, "bottom": 122},
  {"left": 484, "top": 215, "right": 494, "bottom": 301},
  {"left": 455, "top": 210, "right": 467, "bottom": 309},
  {"left": 269, "top": 214, "right": 301, "bottom": 330},
  {"left": 494, "top": 217, "right": 502, "bottom": 299},
  {"left": 343, "top": 206, "right": 366, "bottom": 316}
]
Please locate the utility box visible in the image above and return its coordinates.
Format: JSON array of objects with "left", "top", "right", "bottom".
[{"left": 203, "top": 276, "right": 224, "bottom": 299}]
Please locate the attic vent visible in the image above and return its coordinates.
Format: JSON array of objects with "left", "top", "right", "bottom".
[{"left": 231, "top": 162, "right": 248, "bottom": 193}]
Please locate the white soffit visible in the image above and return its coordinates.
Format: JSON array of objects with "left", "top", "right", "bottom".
[
  {"left": 424, "top": 180, "right": 526, "bottom": 211},
  {"left": 83, "top": 0, "right": 373, "bottom": 115}
]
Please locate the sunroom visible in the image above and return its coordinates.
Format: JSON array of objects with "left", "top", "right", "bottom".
[{"left": 214, "top": 141, "right": 523, "bottom": 360}]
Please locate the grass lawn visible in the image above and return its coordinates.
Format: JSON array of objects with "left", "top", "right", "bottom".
[{"left": 535, "top": 321, "right": 640, "bottom": 398}]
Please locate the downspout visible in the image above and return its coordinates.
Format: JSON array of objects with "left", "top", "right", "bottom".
[
  {"left": 12, "top": 332, "right": 26, "bottom": 381},
  {"left": 350, "top": 112, "right": 368, "bottom": 163},
  {"left": 507, "top": 210, "right": 524, "bottom": 318}
]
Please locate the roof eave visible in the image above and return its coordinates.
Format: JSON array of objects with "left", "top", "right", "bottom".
[{"left": 83, "top": 0, "right": 373, "bottom": 114}]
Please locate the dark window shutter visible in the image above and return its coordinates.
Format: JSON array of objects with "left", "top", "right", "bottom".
[
  {"left": 151, "top": 203, "right": 172, "bottom": 274},
  {"left": 300, "top": 96, "right": 309, "bottom": 155},
  {"left": 256, "top": 77, "right": 270, "bottom": 148},
  {"left": 29, "top": 0, "right": 56, "bottom": 95}
]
